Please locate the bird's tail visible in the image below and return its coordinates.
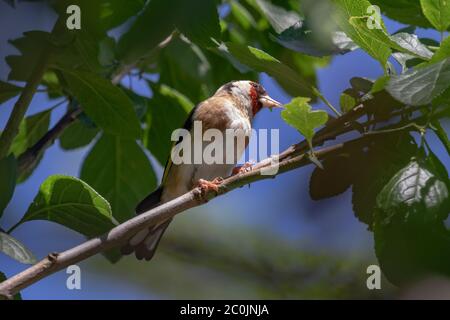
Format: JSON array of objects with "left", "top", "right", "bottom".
[{"left": 121, "top": 187, "right": 172, "bottom": 261}]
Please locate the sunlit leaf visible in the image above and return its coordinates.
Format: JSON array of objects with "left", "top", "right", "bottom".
[{"left": 0, "top": 232, "right": 36, "bottom": 265}]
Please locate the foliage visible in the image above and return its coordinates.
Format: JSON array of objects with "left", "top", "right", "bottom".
[{"left": 0, "top": 0, "right": 450, "bottom": 297}]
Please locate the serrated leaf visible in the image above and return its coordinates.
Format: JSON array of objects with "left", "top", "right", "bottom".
[
  {"left": 281, "top": 97, "right": 328, "bottom": 145},
  {"left": 144, "top": 84, "right": 193, "bottom": 165},
  {"left": 61, "top": 69, "right": 141, "bottom": 138},
  {"left": 390, "top": 32, "right": 433, "bottom": 60},
  {"left": 0, "top": 155, "right": 16, "bottom": 218},
  {"left": 334, "top": 0, "right": 392, "bottom": 68},
  {"left": 18, "top": 175, "right": 116, "bottom": 237},
  {"left": 10, "top": 109, "right": 51, "bottom": 157},
  {"left": 0, "top": 232, "right": 36, "bottom": 265},
  {"left": 81, "top": 134, "right": 157, "bottom": 223},
  {"left": 386, "top": 58, "right": 450, "bottom": 106},
  {"left": 352, "top": 133, "right": 417, "bottom": 227},
  {"left": 377, "top": 159, "right": 450, "bottom": 222},
  {"left": 420, "top": 0, "right": 450, "bottom": 31},
  {"left": 309, "top": 154, "right": 353, "bottom": 200},
  {"left": 0, "top": 81, "right": 21, "bottom": 104},
  {"left": 59, "top": 121, "right": 99, "bottom": 151},
  {"left": 225, "top": 42, "right": 316, "bottom": 98}
]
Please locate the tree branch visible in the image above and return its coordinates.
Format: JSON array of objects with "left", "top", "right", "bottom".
[{"left": 0, "top": 129, "right": 396, "bottom": 299}]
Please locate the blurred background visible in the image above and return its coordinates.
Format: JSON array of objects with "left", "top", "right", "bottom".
[{"left": 0, "top": 0, "right": 449, "bottom": 299}]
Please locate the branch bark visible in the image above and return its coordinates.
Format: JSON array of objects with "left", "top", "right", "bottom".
[{"left": 0, "top": 132, "right": 376, "bottom": 299}]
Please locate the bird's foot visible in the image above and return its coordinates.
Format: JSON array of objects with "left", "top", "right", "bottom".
[
  {"left": 195, "top": 178, "right": 222, "bottom": 201},
  {"left": 232, "top": 162, "right": 253, "bottom": 175}
]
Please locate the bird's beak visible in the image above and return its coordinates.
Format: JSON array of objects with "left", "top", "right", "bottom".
[{"left": 259, "top": 94, "right": 283, "bottom": 109}]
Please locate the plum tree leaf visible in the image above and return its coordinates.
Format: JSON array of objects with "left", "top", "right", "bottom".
[
  {"left": 281, "top": 97, "right": 328, "bottom": 146},
  {"left": 0, "top": 232, "right": 36, "bottom": 265},
  {"left": 18, "top": 175, "right": 116, "bottom": 237},
  {"left": 81, "top": 134, "right": 157, "bottom": 223}
]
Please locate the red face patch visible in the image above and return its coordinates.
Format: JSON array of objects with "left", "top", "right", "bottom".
[{"left": 249, "top": 85, "right": 262, "bottom": 115}]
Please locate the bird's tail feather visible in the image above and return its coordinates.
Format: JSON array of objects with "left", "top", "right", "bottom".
[{"left": 121, "top": 187, "right": 172, "bottom": 261}]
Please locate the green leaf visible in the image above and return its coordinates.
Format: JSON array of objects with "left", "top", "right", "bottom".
[
  {"left": 432, "top": 120, "right": 450, "bottom": 155},
  {"left": 333, "top": 0, "right": 392, "bottom": 68},
  {"left": 374, "top": 157, "right": 450, "bottom": 285},
  {"left": 0, "top": 272, "right": 21, "bottom": 300},
  {"left": 19, "top": 175, "right": 116, "bottom": 238},
  {"left": 390, "top": 32, "right": 433, "bottom": 60},
  {"left": 340, "top": 92, "right": 357, "bottom": 113},
  {"left": 118, "top": 0, "right": 221, "bottom": 64},
  {"left": 377, "top": 159, "right": 449, "bottom": 222},
  {"left": 99, "top": 0, "right": 146, "bottom": 29},
  {"left": 281, "top": 97, "right": 328, "bottom": 146},
  {"left": 272, "top": 24, "right": 358, "bottom": 57},
  {"left": 352, "top": 133, "right": 418, "bottom": 227},
  {"left": 0, "top": 232, "right": 36, "bottom": 264},
  {"left": 61, "top": 69, "right": 141, "bottom": 138},
  {"left": 309, "top": 154, "right": 353, "bottom": 200},
  {"left": 371, "top": 0, "right": 432, "bottom": 28},
  {"left": 10, "top": 109, "right": 51, "bottom": 157},
  {"left": 59, "top": 120, "right": 99, "bottom": 151},
  {"left": 144, "top": 84, "right": 193, "bottom": 165},
  {"left": 386, "top": 58, "right": 450, "bottom": 106},
  {"left": 80, "top": 134, "right": 157, "bottom": 223},
  {"left": 0, "top": 155, "right": 17, "bottom": 218},
  {"left": 225, "top": 42, "right": 316, "bottom": 98},
  {"left": 0, "top": 81, "right": 21, "bottom": 104},
  {"left": 420, "top": 0, "right": 450, "bottom": 31},
  {"left": 370, "top": 75, "right": 389, "bottom": 93},
  {"left": 429, "top": 36, "right": 450, "bottom": 63},
  {"left": 255, "top": 0, "right": 301, "bottom": 33}
]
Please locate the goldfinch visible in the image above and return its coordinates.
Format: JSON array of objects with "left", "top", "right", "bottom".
[{"left": 121, "top": 80, "right": 282, "bottom": 260}]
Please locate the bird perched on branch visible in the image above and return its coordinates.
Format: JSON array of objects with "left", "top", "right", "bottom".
[{"left": 121, "top": 80, "right": 282, "bottom": 261}]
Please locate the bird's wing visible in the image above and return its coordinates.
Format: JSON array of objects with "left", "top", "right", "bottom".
[{"left": 161, "top": 104, "right": 198, "bottom": 185}]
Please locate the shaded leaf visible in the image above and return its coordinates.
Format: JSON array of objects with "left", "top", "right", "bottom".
[
  {"left": 0, "top": 81, "right": 21, "bottom": 104},
  {"left": 309, "top": 154, "right": 353, "bottom": 200},
  {"left": 386, "top": 58, "right": 450, "bottom": 106},
  {"left": 61, "top": 69, "right": 141, "bottom": 138},
  {"left": 281, "top": 97, "right": 328, "bottom": 146},
  {"left": 0, "top": 155, "right": 17, "bottom": 218},
  {"left": 225, "top": 42, "right": 316, "bottom": 98},
  {"left": 19, "top": 175, "right": 116, "bottom": 237},
  {"left": 255, "top": 0, "right": 302, "bottom": 33},
  {"left": 59, "top": 121, "right": 99, "bottom": 151},
  {"left": 0, "top": 232, "right": 36, "bottom": 264},
  {"left": 340, "top": 92, "right": 357, "bottom": 113},
  {"left": 144, "top": 84, "right": 193, "bottom": 165},
  {"left": 432, "top": 120, "right": 450, "bottom": 156},
  {"left": 10, "top": 109, "right": 51, "bottom": 157},
  {"left": 81, "top": 134, "right": 157, "bottom": 223},
  {"left": 371, "top": 0, "right": 432, "bottom": 28},
  {"left": 118, "top": 0, "right": 221, "bottom": 64}
]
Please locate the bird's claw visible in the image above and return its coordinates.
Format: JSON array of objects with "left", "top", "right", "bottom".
[
  {"left": 232, "top": 162, "right": 254, "bottom": 175},
  {"left": 196, "top": 178, "right": 222, "bottom": 201}
]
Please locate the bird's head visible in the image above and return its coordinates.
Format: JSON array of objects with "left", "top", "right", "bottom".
[{"left": 215, "top": 80, "right": 282, "bottom": 118}]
